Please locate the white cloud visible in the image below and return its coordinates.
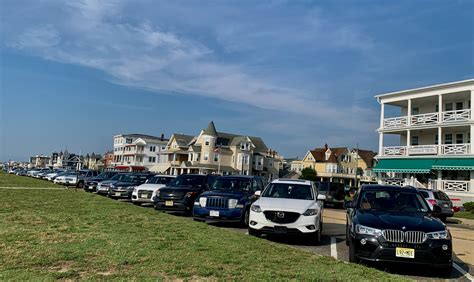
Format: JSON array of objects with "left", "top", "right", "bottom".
[{"left": 13, "top": 25, "right": 61, "bottom": 49}]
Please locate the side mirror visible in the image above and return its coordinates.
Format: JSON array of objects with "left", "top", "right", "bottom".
[
  {"left": 317, "top": 194, "right": 326, "bottom": 201},
  {"left": 432, "top": 205, "right": 442, "bottom": 215},
  {"left": 344, "top": 201, "right": 354, "bottom": 209},
  {"left": 254, "top": 190, "right": 261, "bottom": 197}
]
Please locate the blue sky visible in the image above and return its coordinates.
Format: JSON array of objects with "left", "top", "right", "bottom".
[{"left": 1, "top": 0, "right": 473, "bottom": 161}]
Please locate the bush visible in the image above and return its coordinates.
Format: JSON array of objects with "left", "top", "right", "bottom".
[
  {"left": 299, "top": 167, "right": 318, "bottom": 182},
  {"left": 463, "top": 202, "right": 474, "bottom": 213}
]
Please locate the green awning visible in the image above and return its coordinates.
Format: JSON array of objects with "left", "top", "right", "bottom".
[
  {"left": 432, "top": 158, "right": 474, "bottom": 170},
  {"left": 373, "top": 159, "right": 437, "bottom": 173}
]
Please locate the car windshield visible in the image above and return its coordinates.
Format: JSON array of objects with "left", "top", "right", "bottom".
[
  {"left": 169, "top": 175, "right": 206, "bottom": 187},
  {"left": 122, "top": 175, "right": 148, "bottom": 183},
  {"left": 262, "top": 183, "right": 314, "bottom": 200},
  {"left": 110, "top": 173, "right": 128, "bottom": 181},
  {"left": 147, "top": 176, "right": 173, "bottom": 185},
  {"left": 211, "top": 179, "right": 252, "bottom": 192},
  {"left": 358, "top": 190, "right": 429, "bottom": 213}
]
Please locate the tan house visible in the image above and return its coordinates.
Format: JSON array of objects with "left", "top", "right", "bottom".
[
  {"left": 154, "top": 121, "right": 281, "bottom": 180},
  {"left": 291, "top": 144, "right": 377, "bottom": 187}
]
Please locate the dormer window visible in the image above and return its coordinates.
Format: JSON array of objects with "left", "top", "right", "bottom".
[
  {"left": 205, "top": 138, "right": 210, "bottom": 146},
  {"left": 325, "top": 151, "right": 331, "bottom": 161},
  {"left": 240, "top": 142, "right": 250, "bottom": 150}
]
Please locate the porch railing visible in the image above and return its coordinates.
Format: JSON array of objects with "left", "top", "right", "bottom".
[
  {"left": 442, "top": 109, "right": 471, "bottom": 123},
  {"left": 383, "top": 116, "right": 408, "bottom": 128},
  {"left": 382, "top": 109, "right": 471, "bottom": 129},
  {"left": 411, "top": 112, "right": 439, "bottom": 126},
  {"left": 383, "top": 146, "right": 407, "bottom": 156},
  {"left": 408, "top": 145, "right": 438, "bottom": 155},
  {"left": 440, "top": 144, "right": 471, "bottom": 155}
]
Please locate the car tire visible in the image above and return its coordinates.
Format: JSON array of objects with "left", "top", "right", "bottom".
[
  {"left": 77, "top": 181, "right": 84, "bottom": 188},
  {"left": 242, "top": 209, "right": 250, "bottom": 227},
  {"left": 312, "top": 224, "right": 322, "bottom": 245},
  {"left": 349, "top": 240, "right": 358, "bottom": 263},
  {"left": 248, "top": 227, "right": 261, "bottom": 237},
  {"left": 345, "top": 224, "right": 350, "bottom": 246}
]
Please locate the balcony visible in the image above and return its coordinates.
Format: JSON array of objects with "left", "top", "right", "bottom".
[
  {"left": 381, "top": 144, "right": 471, "bottom": 156},
  {"left": 382, "top": 109, "right": 471, "bottom": 130}
]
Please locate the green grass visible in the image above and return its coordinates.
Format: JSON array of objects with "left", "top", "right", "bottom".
[
  {"left": 0, "top": 185, "right": 407, "bottom": 280},
  {"left": 0, "top": 171, "right": 61, "bottom": 188},
  {"left": 454, "top": 212, "right": 474, "bottom": 220}
]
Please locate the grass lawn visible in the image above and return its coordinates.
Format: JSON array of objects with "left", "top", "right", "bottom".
[
  {"left": 0, "top": 171, "right": 61, "bottom": 188},
  {"left": 0, "top": 186, "right": 406, "bottom": 280},
  {"left": 454, "top": 212, "right": 474, "bottom": 220}
]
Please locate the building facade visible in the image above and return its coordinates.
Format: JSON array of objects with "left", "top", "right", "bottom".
[
  {"left": 290, "top": 144, "right": 377, "bottom": 187},
  {"left": 112, "top": 134, "right": 169, "bottom": 172},
  {"left": 154, "top": 121, "right": 281, "bottom": 180},
  {"left": 373, "top": 79, "right": 474, "bottom": 200}
]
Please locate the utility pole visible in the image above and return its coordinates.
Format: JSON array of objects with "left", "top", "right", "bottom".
[{"left": 354, "top": 144, "right": 359, "bottom": 188}]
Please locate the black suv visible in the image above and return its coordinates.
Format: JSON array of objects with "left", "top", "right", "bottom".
[
  {"left": 154, "top": 174, "right": 217, "bottom": 215},
  {"left": 84, "top": 171, "right": 118, "bottom": 192},
  {"left": 108, "top": 173, "right": 153, "bottom": 199},
  {"left": 316, "top": 181, "right": 345, "bottom": 207},
  {"left": 345, "top": 185, "right": 452, "bottom": 276}
]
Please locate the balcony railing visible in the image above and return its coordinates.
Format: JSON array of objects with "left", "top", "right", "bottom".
[
  {"left": 429, "top": 180, "right": 471, "bottom": 193},
  {"left": 382, "top": 109, "right": 471, "bottom": 129},
  {"left": 381, "top": 144, "right": 471, "bottom": 156}
]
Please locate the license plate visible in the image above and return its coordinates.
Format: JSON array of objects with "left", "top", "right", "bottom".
[
  {"left": 274, "top": 226, "right": 287, "bottom": 234},
  {"left": 210, "top": 210, "right": 220, "bottom": 217},
  {"left": 443, "top": 204, "right": 448, "bottom": 208},
  {"left": 115, "top": 192, "right": 121, "bottom": 196},
  {"left": 141, "top": 194, "right": 148, "bottom": 198},
  {"left": 165, "top": 201, "right": 173, "bottom": 206},
  {"left": 396, "top": 247, "right": 415, "bottom": 259}
]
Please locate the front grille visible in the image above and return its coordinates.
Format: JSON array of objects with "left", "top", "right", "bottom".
[
  {"left": 206, "top": 197, "right": 228, "bottom": 209},
  {"left": 405, "top": 231, "right": 427, "bottom": 244},
  {"left": 383, "top": 230, "right": 427, "bottom": 244},
  {"left": 382, "top": 230, "right": 404, "bottom": 243},
  {"left": 263, "top": 211, "right": 300, "bottom": 224}
]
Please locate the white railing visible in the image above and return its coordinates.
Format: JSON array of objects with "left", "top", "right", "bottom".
[
  {"left": 440, "top": 144, "right": 470, "bottom": 155},
  {"left": 384, "top": 116, "right": 408, "bottom": 128},
  {"left": 442, "top": 109, "right": 471, "bottom": 123},
  {"left": 408, "top": 145, "right": 438, "bottom": 155},
  {"left": 382, "top": 178, "right": 426, "bottom": 188},
  {"left": 411, "top": 112, "right": 439, "bottom": 126},
  {"left": 384, "top": 179, "right": 405, "bottom": 186},
  {"left": 383, "top": 146, "right": 407, "bottom": 156},
  {"left": 441, "top": 180, "right": 470, "bottom": 192}
]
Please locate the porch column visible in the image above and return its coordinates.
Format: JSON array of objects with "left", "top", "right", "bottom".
[
  {"left": 471, "top": 124, "right": 474, "bottom": 154},
  {"left": 407, "top": 98, "right": 412, "bottom": 126},
  {"left": 379, "top": 132, "right": 384, "bottom": 156},
  {"left": 380, "top": 102, "right": 385, "bottom": 129},
  {"left": 438, "top": 127, "right": 442, "bottom": 155},
  {"left": 471, "top": 90, "right": 474, "bottom": 121},
  {"left": 438, "top": 94, "right": 443, "bottom": 122},
  {"left": 406, "top": 129, "right": 411, "bottom": 153},
  {"left": 437, "top": 170, "right": 442, "bottom": 191},
  {"left": 470, "top": 170, "right": 474, "bottom": 194}
]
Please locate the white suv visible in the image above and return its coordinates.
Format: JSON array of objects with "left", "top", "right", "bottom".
[
  {"left": 248, "top": 179, "right": 325, "bottom": 244},
  {"left": 131, "top": 175, "right": 176, "bottom": 205}
]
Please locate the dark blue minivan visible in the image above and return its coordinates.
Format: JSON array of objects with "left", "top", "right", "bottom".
[{"left": 193, "top": 175, "right": 265, "bottom": 225}]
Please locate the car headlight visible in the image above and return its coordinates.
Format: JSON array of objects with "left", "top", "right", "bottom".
[
  {"left": 302, "top": 209, "right": 318, "bottom": 216},
  {"left": 110, "top": 184, "right": 115, "bottom": 188},
  {"left": 198, "top": 197, "right": 207, "bottom": 207},
  {"left": 427, "top": 230, "right": 450, "bottom": 240},
  {"left": 228, "top": 199, "right": 238, "bottom": 209},
  {"left": 251, "top": 204, "right": 262, "bottom": 213},
  {"left": 355, "top": 224, "right": 382, "bottom": 237}
]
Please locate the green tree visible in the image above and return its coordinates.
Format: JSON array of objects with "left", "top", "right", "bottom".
[{"left": 299, "top": 167, "right": 318, "bottom": 182}]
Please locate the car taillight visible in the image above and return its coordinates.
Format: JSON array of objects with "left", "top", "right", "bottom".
[{"left": 428, "top": 199, "right": 437, "bottom": 206}]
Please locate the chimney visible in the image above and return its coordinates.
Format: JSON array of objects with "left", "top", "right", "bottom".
[
  {"left": 324, "top": 143, "right": 328, "bottom": 150},
  {"left": 160, "top": 133, "right": 164, "bottom": 140}
]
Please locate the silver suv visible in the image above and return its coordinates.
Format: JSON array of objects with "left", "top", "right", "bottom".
[{"left": 416, "top": 188, "right": 453, "bottom": 222}]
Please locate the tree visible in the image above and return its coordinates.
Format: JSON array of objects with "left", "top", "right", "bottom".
[{"left": 299, "top": 167, "right": 318, "bottom": 182}]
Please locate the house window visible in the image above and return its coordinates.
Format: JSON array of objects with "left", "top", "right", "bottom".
[
  {"left": 205, "top": 138, "right": 210, "bottom": 146},
  {"left": 435, "top": 104, "right": 439, "bottom": 112},
  {"left": 435, "top": 134, "right": 438, "bottom": 145},
  {"left": 411, "top": 135, "right": 419, "bottom": 146},
  {"left": 445, "top": 134, "right": 453, "bottom": 145},
  {"left": 126, "top": 138, "right": 133, "bottom": 144},
  {"left": 456, "top": 133, "right": 463, "bottom": 144},
  {"left": 214, "top": 154, "right": 219, "bottom": 162},
  {"left": 456, "top": 102, "right": 463, "bottom": 111},
  {"left": 412, "top": 107, "right": 419, "bottom": 115},
  {"left": 204, "top": 152, "right": 209, "bottom": 161},
  {"left": 445, "top": 103, "right": 453, "bottom": 111},
  {"left": 149, "top": 146, "right": 156, "bottom": 152},
  {"left": 148, "top": 157, "right": 156, "bottom": 163}
]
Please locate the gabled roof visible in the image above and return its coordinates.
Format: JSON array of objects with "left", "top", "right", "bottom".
[
  {"left": 309, "top": 148, "right": 337, "bottom": 163},
  {"left": 357, "top": 149, "right": 377, "bottom": 166},
  {"left": 172, "top": 134, "right": 195, "bottom": 147}
]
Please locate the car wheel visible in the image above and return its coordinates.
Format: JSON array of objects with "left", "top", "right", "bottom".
[
  {"left": 313, "top": 224, "right": 322, "bottom": 245},
  {"left": 349, "top": 240, "right": 358, "bottom": 263},
  {"left": 243, "top": 209, "right": 250, "bottom": 227},
  {"left": 77, "top": 181, "right": 84, "bottom": 188},
  {"left": 248, "top": 227, "right": 261, "bottom": 237},
  {"left": 345, "top": 224, "right": 350, "bottom": 246}
]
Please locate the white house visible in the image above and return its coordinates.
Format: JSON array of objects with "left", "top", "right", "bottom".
[
  {"left": 111, "top": 134, "right": 169, "bottom": 172},
  {"left": 373, "top": 79, "right": 474, "bottom": 201}
]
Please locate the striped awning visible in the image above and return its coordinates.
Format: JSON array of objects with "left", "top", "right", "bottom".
[{"left": 373, "top": 159, "right": 436, "bottom": 173}]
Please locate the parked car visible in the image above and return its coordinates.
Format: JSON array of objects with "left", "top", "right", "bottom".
[
  {"left": 96, "top": 173, "right": 129, "bottom": 196},
  {"left": 193, "top": 175, "right": 265, "bottom": 225},
  {"left": 154, "top": 174, "right": 217, "bottom": 215},
  {"left": 15, "top": 169, "right": 28, "bottom": 176},
  {"left": 45, "top": 170, "right": 67, "bottom": 181},
  {"left": 108, "top": 173, "right": 153, "bottom": 199},
  {"left": 36, "top": 169, "right": 52, "bottom": 179},
  {"left": 345, "top": 185, "right": 452, "bottom": 276},
  {"left": 316, "top": 181, "right": 345, "bottom": 207},
  {"left": 248, "top": 179, "right": 325, "bottom": 244},
  {"left": 131, "top": 175, "right": 176, "bottom": 205},
  {"left": 416, "top": 188, "right": 454, "bottom": 222},
  {"left": 29, "top": 168, "right": 50, "bottom": 177},
  {"left": 84, "top": 171, "right": 118, "bottom": 192},
  {"left": 63, "top": 170, "right": 100, "bottom": 188},
  {"left": 53, "top": 171, "right": 78, "bottom": 185}
]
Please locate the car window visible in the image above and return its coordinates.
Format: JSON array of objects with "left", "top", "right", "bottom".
[
  {"left": 359, "top": 190, "right": 429, "bottom": 212},
  {"left": 212, "top": 178, "right": 252, "bottom": 191},
  {"left": 434, "top": 191, "right": 450, "bottom": 201},
  {"left": 148, "top": 176, "right": 173, "bottom": 184},
  {"left": 169, "top": 175, "right": 206, "bottom": 187},
  {"left": 262, "top": 183, "right": 314, "bottom": 200},
  {"left": 418, "top": 191, "right": 429, "bottom": 198}
]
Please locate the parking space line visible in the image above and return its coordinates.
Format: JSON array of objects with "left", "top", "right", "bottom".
[
  {"left": 453, "top": 263, "right": 474, "bottom": 281},
  {"left": 330, "top": 236, "right": 337, "bottom": 259}
]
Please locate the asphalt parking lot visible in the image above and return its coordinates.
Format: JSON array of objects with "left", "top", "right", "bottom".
[{"left": 120, "top": 199, "right": 474, "bottom": 281}]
